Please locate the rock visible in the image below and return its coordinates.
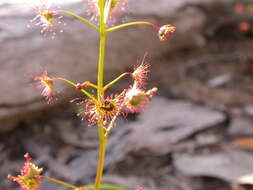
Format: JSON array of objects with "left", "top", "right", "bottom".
[
  {"left": 65, "top": 96, "right": 226, "bottom": 183},
  {"left": 178, "top": 78, "right": 253, "bottom": 109},
  {"left": 174, "top": 148, "right": 253, "bottom": 183},
  {"left": 207, "top": 74, "right": 233, "bottom": 87},
  {"left": 127, "top": 97, "right": 226, "bottom": 155},
  {"left": 0, "top": 0, "right": 229, "bottom": 133},
  {"left": 233, "top": 174, "right": 253, "bottom": 190},
  {"left": 67, "top": 124, "right": 131, "bottom": 183},
  {"left": 244, "top": 105, "right": 253, "bottom": 118},
  {"left": 229, "top": 116, "right": 253, "bottom": 137}
]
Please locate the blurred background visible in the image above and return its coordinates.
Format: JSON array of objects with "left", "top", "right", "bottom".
[{"left": 1, "top": 0, "right": 253, "bottom": 189}]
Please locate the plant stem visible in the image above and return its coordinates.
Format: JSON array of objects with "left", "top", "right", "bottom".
[
  {"left": 94, "top": 125, "right": 107, "bottom": 190},
  {"left": 103, "top": 72, "right": 131, "bottom": 91},
  {"left": 56, "top": 78, "right": 98, "bottom": 103},
  {"left": 97, "top": 31, "right": 106, "bottom": 95},
  {"left": 94, "top": 0, "right": 107, "bottom": 189},
  {"left": 44, "top": 176, "right": 78, "bottom": 189},
  {"left": 85, "top": 82, "right": 99, "bottom": 90},
  {"left": 59, "top": 10, "right": 100, "bottom": 32},
  {"left": 106, "top": 21, "right": 159, "bottom": 32},
  {"left": 84, "top": 183, "right": 127, "bottom": 190}
]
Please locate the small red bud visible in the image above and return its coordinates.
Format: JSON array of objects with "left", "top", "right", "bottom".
[
  {"left": 76, "top": 82, "right": 89, "bottom": 90},
  {"left": 158, "top": 24, "right": 176, "bottom": 41}
]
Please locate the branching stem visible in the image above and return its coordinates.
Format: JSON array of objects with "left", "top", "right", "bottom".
[
  {"left": 103, "top": 72, "right": 131, "bottom": 91},
  {"left": 56, "top": 78, "right": 97, "bottom": 103},
  {"left": 59, "top": 10, "right": 100, "bottom": 32},
  {"left": 84, "top": 183, "right": 127, "bottom": 190},
  {"left": 106, "top": 21, "right": 159, "bottom": 32},
  {"left": 44, "top": 176, "right": 78, "bottom": 189}
]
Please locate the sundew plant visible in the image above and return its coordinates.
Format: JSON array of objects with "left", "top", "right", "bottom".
[{"left": 8, "top": 0, "right": 176, "bottom": 190}]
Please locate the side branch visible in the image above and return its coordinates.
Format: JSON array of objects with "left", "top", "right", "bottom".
[
  {"left": 106, "top": 21, "right": 159, "bottom": 32},
  {"left": 84, "top": 183, "right": 127, "bottom": 190},
  {"left": 60, "top": 10, "right": 100, "bottom": 32},
  {"left": 56, "top": 78, "right": 98, "bottom": 103},
  {"left": 44, "top": 176, "right": 78, "bottom": 189},
  {"left": 103, "top": 72, "right": 131, "bottom": 91}
]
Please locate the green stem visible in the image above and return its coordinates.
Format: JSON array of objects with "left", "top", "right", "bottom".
[
  {"left": 84, "top": 184, "right": 127, "bottom": 190},
  {"left": 103, "top": 72, "right": 131, "bottom": 91},
  {"left": 106, "top": 21, "right": 159, "bottom": 33},
  {"left": 94, "top": 125, "right": 107, "bottom": 190},
  {"left": 59, "top": 10, "right": 100, "bottom": 32},
  {"left": 97, "top": 32, "right": 106, "bottom": 95},
  {"left": 44, "top": 176, "right": 78, "bottom": 189},
  {"left": 78, "top": 81, "right": 100, "bottom": 90},
  {"left": 86, "top": 82, "right": 99, "bottom": 90},
  {"left": 56, "top": 78, "right": 98, "bottom": 103},
  {"left": 94, "top": 0, "right": 107, "bottom": 190}
]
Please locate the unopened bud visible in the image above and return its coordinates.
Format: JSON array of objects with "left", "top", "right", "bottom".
[
  {"left": 8, "top": 153, "right": 43, "bottom": 190},
  {"left": 125, "top": 86, "right": 157, "bottom": 113},
  {"left": 34, "top": 71, "right": 55, "bottom": 103},
  {"left": 76, "top": 82, "right": 89, "bottom": 90},
  {"left": 158, "top": 24, "right": 176, "bottom": 41},
  {"left": 146, "top": 87, "right": 158, "bottom": 97}
]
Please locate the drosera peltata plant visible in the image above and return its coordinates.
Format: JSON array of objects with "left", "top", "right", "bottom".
[{"left": 8, "top": 0, "right": 176, "bottom": 190}]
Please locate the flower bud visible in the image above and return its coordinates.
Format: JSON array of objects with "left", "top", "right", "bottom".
[
  {"left": 76, "top": 82, "right": 89, "bottom": 90},
  {"left": 30, "top": 1, "right": 64, "bottom": 38},
  {"left": 132, "top": 61, "right": 150, "bottom": 88},
  {"left": 158, "top": 24, "right": 176, "bottom": 41},
  {"left": 8, "top": 153, "right": 43, "bottom": 190},
  {"left": 124, "top": 86, "right": 157, "bottom": 113},
  {"left": 34, "top": 71, "right": 55, "bottom": 103}
]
